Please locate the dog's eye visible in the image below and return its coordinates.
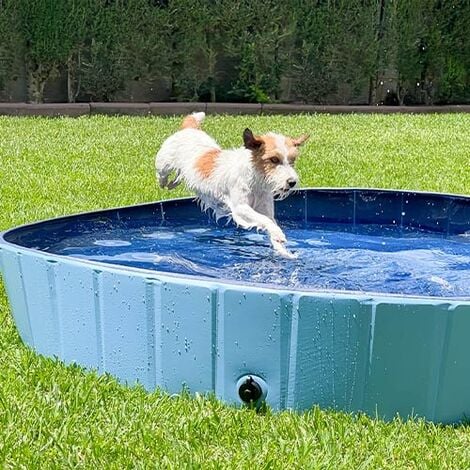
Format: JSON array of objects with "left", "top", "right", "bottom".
[{"left": 270, "top": 156, "right": 280, "bottom": 164}]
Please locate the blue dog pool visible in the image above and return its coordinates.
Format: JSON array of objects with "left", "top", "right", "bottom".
[{"left": 1, "top": 188, "right": 470, "bottom": 422}]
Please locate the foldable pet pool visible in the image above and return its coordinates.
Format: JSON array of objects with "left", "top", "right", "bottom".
[{"left": 1, "top": 188, "right": 470, "bottom": 423}]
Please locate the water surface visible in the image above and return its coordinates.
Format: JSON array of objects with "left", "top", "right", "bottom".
[{"left": 42, "top": 220, "right": 470, "bottom": 298}]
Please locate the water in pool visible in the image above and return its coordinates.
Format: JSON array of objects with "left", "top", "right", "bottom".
[{"left": 39, "top": 219, "right": 470, "bottom": 298}]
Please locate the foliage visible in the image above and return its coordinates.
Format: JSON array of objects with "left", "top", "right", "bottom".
[
  {"left": 225, "top": 1, "right": 295, "bottom": 103},
  {"left": 381, "top": 0, "right": 470, "bottom": 105},
  {"left": 80, "top": 0, "right": 173, "bottom": 102},
  {"left": 14, "top": 0, "right": 85, "bottom": 102},
  {"left": 0, "top": 2, "right": 20, "bottom": 92},
  {"left": 292, "top": 0, "right": 378, "bottom": 104},
  {"left": 0, "top": 0, "right": 469, "bottom": 103}
]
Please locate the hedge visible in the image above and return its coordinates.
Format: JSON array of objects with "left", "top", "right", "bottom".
[{"left": 0, "top": 0, "right": 468, "bottom": 104}]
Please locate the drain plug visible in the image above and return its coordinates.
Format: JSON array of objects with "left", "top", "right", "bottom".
[{"left": 237, "top": 375, "right": 268, "bottom": 406}]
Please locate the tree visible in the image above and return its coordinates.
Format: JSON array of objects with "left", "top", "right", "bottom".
[
  {"left": 16, "top": 0, "right": 88, "bottom": 102},
  {"left": 0, "top": 1, "right": 22, "bottom": 95},
  {"left": 226, "top": 0, "right": 295, "bottom": 103},
  {"left": 292, "top": 0, "right": 377, "bottom": 104}
]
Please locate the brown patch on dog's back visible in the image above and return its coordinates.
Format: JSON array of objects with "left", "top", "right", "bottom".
[
  {"left": 195, "top": 148, "right": 220, "bottom": 178},
  {"left": 181, "top": 115, "right": 200, "bottom": 129}
]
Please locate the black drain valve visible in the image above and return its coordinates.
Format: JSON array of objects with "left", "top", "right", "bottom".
[{"left": 237, "top": 375, "right": 268, "bottom": 406}]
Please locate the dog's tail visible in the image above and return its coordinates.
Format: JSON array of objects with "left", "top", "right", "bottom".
[{"left": 181, "top": 112, "right": 205, "bottom": 130}]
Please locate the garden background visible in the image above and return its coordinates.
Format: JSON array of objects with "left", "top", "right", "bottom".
[{"left": 0, "top": 0, "right": 469, "bottom": 106}]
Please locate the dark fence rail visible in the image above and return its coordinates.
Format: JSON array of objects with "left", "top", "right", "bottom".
[
  {"left": 1, "top": 103, "right": 469, "bottom": 117},
  {"left": 0, "top": 0, "right": 469, "bottom": 106}
]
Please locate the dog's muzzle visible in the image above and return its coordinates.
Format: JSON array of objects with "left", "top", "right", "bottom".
[{"left": 287, "top": 178, "right": 297, "bottom": 188}]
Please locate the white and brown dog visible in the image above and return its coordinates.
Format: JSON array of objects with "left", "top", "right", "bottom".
[{"left": 155, "top": 112, "right": 309, "bottom": 257}]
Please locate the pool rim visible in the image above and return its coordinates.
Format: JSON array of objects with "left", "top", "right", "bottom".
[{"left": 1, "top": 186, "right": 470, "bottom": 303}]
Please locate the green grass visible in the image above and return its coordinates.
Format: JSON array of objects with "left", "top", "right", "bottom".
[{"left": 0, "top": 114, "right": 470, "bottom": 468}]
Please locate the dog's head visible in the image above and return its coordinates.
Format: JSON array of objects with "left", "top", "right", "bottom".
[{"left": 243, "top": 128, "right": 309, "bottom": 199}]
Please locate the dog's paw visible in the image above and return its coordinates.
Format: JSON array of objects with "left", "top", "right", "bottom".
[
  {"left": 269, "top": 227, "right": 287, "bottom": 244},
  {"left": 271, "top": 239, "right": 297, "bottom": 259},
  {"left": 283, "top": 249, "right": 298, "bottom": 259},
  {"left": 278, "top": 250, "right": 297, "bottom": 259}
]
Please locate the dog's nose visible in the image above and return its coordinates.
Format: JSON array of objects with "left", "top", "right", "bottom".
[{"left": 287, "top": 178, "right": 297, "bottom": 188}]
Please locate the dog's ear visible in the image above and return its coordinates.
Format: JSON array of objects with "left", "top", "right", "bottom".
[
  {"left": 243, "top": 128, "right": 263, "bottom": 151},
  {"left": 292, "top": 134, "right": 310, "bottom": 147}
]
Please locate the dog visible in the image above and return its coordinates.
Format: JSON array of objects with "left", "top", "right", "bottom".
[{"left": 155, "top": 112, "right": 309, "bottom": 257}]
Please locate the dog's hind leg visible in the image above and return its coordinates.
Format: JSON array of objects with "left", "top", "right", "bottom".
[
  {"left": 166, "top": 170, "right": 181, "bottom": 189},
  {"left": 156, "top": 169, "right": 170, "bottom": 188},
  {"left": 156, "top": 162, "right": 179, "bottom": 189}
]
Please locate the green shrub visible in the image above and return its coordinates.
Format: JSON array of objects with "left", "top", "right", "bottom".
[
  {"left": 292, "top": 0, "right": 377, "bottom": 104},
  {"left": 1, "top": 0, "right": 468, "bottom": 104}
]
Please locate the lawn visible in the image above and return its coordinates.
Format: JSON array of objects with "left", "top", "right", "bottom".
[{"left": 1, "top": 113, "right": 470, "bottom": 468}]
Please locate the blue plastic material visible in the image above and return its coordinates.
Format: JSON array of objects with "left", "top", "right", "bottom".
[{"left": 1, "top": 188, "right": 470, "bottom": 423}]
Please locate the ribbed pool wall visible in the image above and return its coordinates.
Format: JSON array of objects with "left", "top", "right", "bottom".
[{"left": 1, "top": 189, "right": 470, "bottom": 423}]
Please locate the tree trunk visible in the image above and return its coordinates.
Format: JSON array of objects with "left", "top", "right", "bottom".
[
  {"left": 207, "top": 40, "right": 217, "bottom": 103},
  {"left": 370, "top": 0, "right": 386, "bottom": 105},
  {"left": 28, "top": 63, "right": 50, "bottom": 103},
  {"left": 67, "top": 50, "right": 81, "bottom": 103}
]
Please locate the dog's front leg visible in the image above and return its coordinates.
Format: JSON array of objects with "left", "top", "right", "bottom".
[
  {"left": 253, "top": 195, "right": 275, "bottom": 222},
  {"left": 228, "top": 203, "right": 295, "bottom": 258}
]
